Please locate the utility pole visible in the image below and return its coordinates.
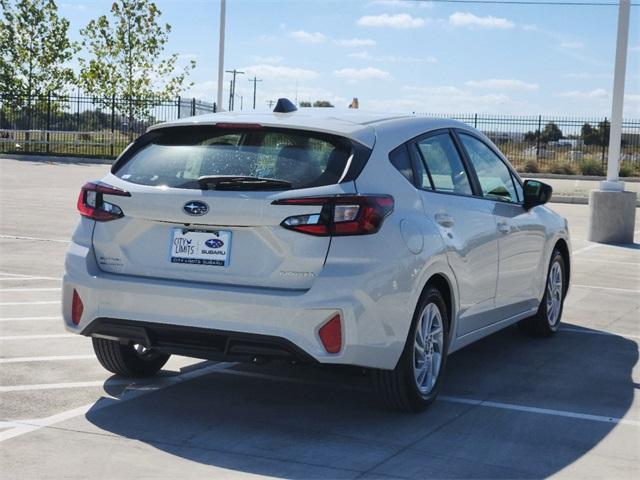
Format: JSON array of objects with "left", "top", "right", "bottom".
[
  {"left": 216, "top": 0, "right": 226, "bottom": 112},
  {"left": 266, "top": 99, "right": 276, "bottom": 109},
  {"left": 240, "top": 96, "right": 243, "bottom": 111},
  {"left": 228, "top": 79, "right": 233, "bottom": 111},
  {"left": 225, "top": 69, "right": 245, "bottom": 111},
  {"left": 588, "top": 0, "right": 636, "bottom": 244},
  {"left": 248, "top": 77, "right": 262, "bottom": 109}
]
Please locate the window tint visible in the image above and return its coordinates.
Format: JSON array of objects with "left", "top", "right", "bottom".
[
  {"left": 389, "top": 145, "right": 414, "bottom": 184},
  {"left": 459, "top": 134, "right": 518, "bottom": 203},
  {"left": 416, "top": 133, "right": 472, "bottom": 195},
  {"left": 114, "top": 126, "right": 354, "bottom": 190}
]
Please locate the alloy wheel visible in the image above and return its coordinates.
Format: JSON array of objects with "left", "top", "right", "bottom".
[{"left": 413, "top": 303, "right": 444, "bottom": 395}]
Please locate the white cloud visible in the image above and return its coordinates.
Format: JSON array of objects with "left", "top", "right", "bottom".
[
  {"left": 289, "top": 30, "right": 327, "bottom": 44},
  {"left": 557, "top": 88, "right": 608, "bottom": 99},
  {"left": 348, "top": 51, "right": 437, "bottom": 63},
  {"left": 242, "top": 64, "right": 319, "bottom": 81},
  {"left": 367, "top": 85, "right": 514, "bottom": 113},
  {"left": 252, "top": 55, "right": 283, "bottom": 64},
  {"left": 333, "top": 67, "right": 392, "bottom": 81},
  {"left": 449, "top": 12, "right": 514, "bottom": 29},
  {"left": 335, "top": 38, "right": 377, "bottom": 47},
  {"left": 560, "top": 41, "right": 584, "bottom": 49},
  {"left": 357, "top": 13, "right": 427, "bottom": 29},
  {"left": 466, "top": 79, "right": 539, "bottom": 91}
]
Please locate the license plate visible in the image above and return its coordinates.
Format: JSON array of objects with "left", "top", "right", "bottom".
[{"left": 169, "top": 229, "right": 231, "bottom": 267}]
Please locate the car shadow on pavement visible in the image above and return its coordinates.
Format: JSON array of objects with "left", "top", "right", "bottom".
[{"left": 87, "top": 324, "right": 637, "bottom": 479}]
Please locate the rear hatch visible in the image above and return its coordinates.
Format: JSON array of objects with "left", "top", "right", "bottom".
[{"left": 88, "top": 124, "right": 369, "bottom": 290}]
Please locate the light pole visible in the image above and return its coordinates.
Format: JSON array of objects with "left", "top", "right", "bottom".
[
  {"left": 216, "top": 0, "right": 226, "bottom": 112},
  {"left": 588, "top": 0, "right": 636, "bottom": 244}
]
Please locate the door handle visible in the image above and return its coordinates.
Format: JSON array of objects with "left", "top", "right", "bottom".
[
  {"left": 497, "top": 220, "right": 510, "bottom": 234},
  {"left": 435, "top": 213, "right": 454, "bottom": 228}
]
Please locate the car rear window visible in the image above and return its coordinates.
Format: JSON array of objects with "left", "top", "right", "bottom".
[{"left": 113, "top": 126, "right": 357, "bottom": 190}]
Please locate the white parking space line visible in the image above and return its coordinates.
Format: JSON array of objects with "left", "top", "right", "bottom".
[
  {"left": 0, "top": 277, "right": 59, "bottom": 282},
  {"left": 0, "top": 379, "right": 136, "bottom": 393},
  {"left": 572, "top": 284, "right": 640, "bottom": 294},
  {"left": 0, "top": 316, "right": 60, "bottom": 322},
  {"left": 0, "top": 362, "right": 234, "bottom": 442},
  {"left": 572, "top": 243, "right": 601, "bottom": 255},
  {"left": 0, "top": 354, "right": 94, "bottom": 364},
  {"left": 0, "top": 334, "right": 76, "bottom": 341},
  {"left": 0, "top": 288, "right": 60, "bottom": 292},
  {"left": 0, "top": 272, "right": 59, "bottom": 280},
  {"left": 0, "top": 234, "right": 70, "bottom": 244},
  {"left": 200, "top": 368, "right": 640, "bottom": 427},
  {"left": 0, "top": 301, "right": 60, "bottom": 306},
  {"left": 438, "top": 396, "right": 640, "bottom": 428}
]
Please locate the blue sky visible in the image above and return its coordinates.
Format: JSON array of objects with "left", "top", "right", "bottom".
[{"left": 59, "top": 0, "right": 640, "bottom": 116}]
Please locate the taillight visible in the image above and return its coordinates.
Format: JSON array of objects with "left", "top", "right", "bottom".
[
  {"left": 77, "top": 181, "right": 130, "bottom": 221},
  {"left": 318, "top": 314, "right": 342, "bottom": 354},
  {"left": 273, "top": 195, "right": 393, "bottom": 236}
]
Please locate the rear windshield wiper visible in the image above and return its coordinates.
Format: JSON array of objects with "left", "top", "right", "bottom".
[{"left": 196, "top": 176, "right": 292, "bottom": 191}]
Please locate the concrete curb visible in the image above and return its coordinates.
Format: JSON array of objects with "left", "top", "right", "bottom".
[
  {"left": 1, "top": 154, "right": 113, "bottom": 165},
  {"left": 550, "top": 195, "right": 640, "bottom": 207},
  {"left": 522, "top": 173, "right": 640, "bottom": 182}
]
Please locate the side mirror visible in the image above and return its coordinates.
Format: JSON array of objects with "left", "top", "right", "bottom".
[{"left": 523, "top": 180, "right": 552, "bottom": 210}]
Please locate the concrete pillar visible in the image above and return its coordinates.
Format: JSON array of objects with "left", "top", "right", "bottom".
[{"left": 588, "top": 190, "right": 637, "bottom": 244}]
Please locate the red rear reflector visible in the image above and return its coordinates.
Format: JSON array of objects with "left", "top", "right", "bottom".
[
  {"left": 71, "top": 290, "right": 83, "bottom": 325},
  {"left": 318, "top": 314, "right": 342, "bottom": 354}
]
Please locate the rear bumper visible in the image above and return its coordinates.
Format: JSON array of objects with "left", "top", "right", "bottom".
[
  {"left": 62, "top": 240, "right": 408, "bottom": 370},
  {"left": 83, "top": 318, "right": 316, "bottom": 364}
]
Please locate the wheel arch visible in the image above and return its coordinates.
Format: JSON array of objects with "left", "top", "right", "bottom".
[{"left": 553, "top": 238, "right": 571, "bottom": 295}]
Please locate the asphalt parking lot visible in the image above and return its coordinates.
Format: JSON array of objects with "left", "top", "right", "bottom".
[{"left": 1, "top": 158, "right": 639, "bottom": 479}]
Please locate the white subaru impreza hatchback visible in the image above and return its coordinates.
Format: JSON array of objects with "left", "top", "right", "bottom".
[{"left": 63, "top": 100, "right": 570, "bottom": 411}]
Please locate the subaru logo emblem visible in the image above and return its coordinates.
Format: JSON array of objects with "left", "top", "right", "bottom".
[
  {"left": 205, "top": 238, "right": 224, "bottom": 248},
  {"left": 183, "top": 201, "right": 209, "bottom": 216}
]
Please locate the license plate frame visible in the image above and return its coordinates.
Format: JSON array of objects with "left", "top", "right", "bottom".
[{"left": 169, "top": 228, "right": 232, "bottom": 267}]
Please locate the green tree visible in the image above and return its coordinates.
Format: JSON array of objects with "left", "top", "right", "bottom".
[
  {"left": 0, "top": 0, "right": 77, "bottom": 132},
  {"left": 312, "top": 100, "right": 334, "bottom": 108},
  {"left": 581, "top": 121, "right": 610, "bottom": 146},
  {"left": 78, "top": 0, "right": 195, "bottom": 128},
  {"left": 540, "top": 122, "right": 563, "bottom": 143},
  {"left": 298, "top": 101, "right": 312, "bottom": 107}
]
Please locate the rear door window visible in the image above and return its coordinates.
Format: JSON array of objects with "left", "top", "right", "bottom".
[
  {"left": 114, "top": 126, "right": 356, "bottom": 190},
  {"left": 415, "top": 133, "right": 473, "bottom": 195}
]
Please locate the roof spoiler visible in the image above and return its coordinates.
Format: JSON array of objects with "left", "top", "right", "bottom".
[{"left": 273, "top": 98, "right": 297, "bottom": 113}]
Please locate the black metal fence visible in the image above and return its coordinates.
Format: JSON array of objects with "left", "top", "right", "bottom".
[
  {"left": 0, "top": 93, "right": 216, "bottom": 158},
  {"left": 1, "top": 93, "right": 639, "bottom": 176},
  {"left": 418, "top": 113, "right": 640, "bottom": 176}
]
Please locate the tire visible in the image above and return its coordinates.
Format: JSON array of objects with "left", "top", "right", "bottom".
[
  {"left": 372, "top": 286, "right": 450, "bottom": 412},
  {"left": 92, "top": 338, "right": 170, "bottom": 377},
  {"left": 518, "top": 249, "right": 566, "bottom": 337}
]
